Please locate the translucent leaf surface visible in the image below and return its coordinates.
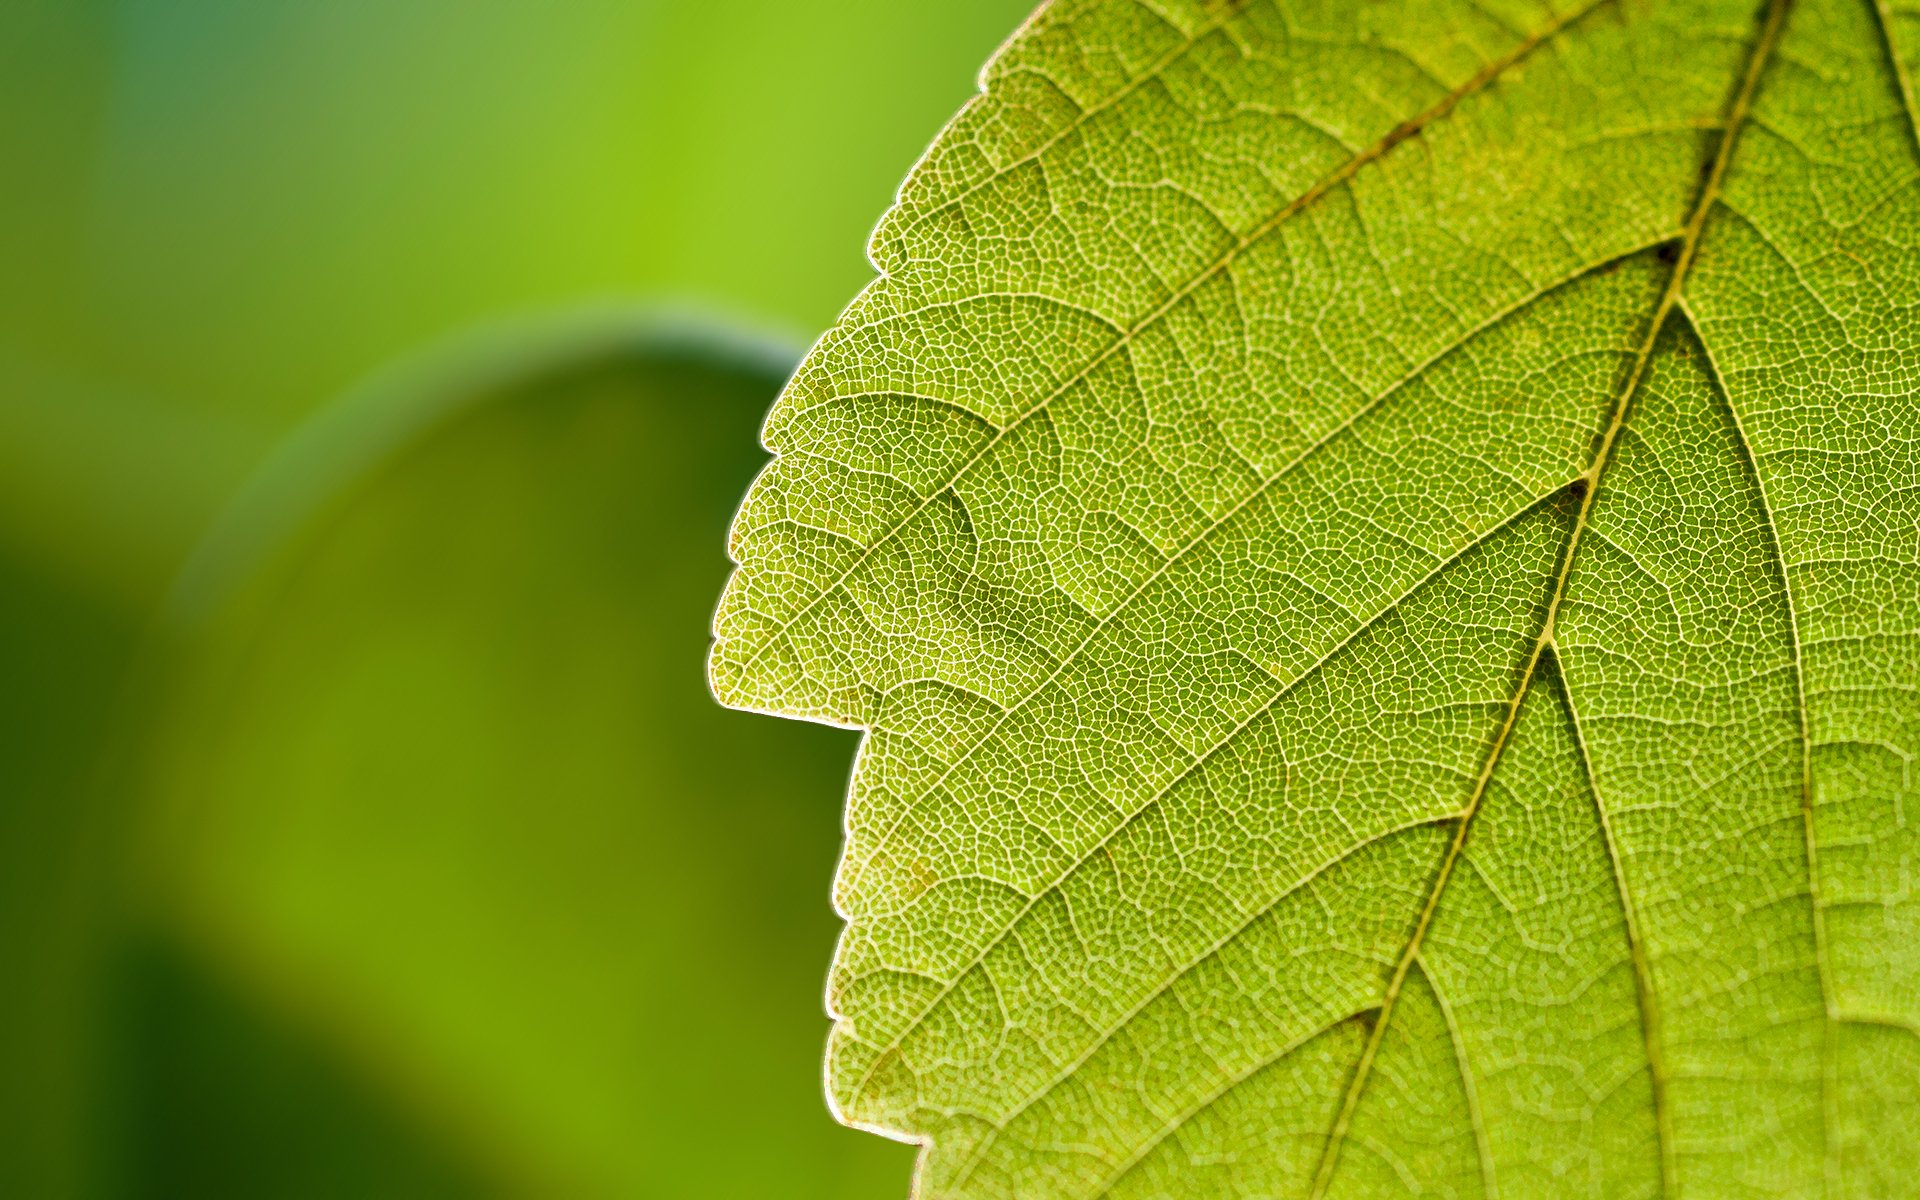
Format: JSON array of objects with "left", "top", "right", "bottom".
[{"left": 711, "top": 1, "right": 1920, "bottom": 1195}]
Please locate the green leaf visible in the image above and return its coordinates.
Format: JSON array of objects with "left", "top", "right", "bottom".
[
  {"left": 135, "top": 315, "right": 913, "bottom": 1198},
  {"left": 712, "top": 0, "right": 1920, "bottom": 1195}
]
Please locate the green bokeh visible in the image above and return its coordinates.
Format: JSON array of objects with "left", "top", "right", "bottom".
[
  {"left": 0, "top": 2, "right": 1032, "bottom": 1195},
  {"left": 124, "top": 325, "right": 908, "bottom": 1198},
  {"left": 3, "top": 0, "right": 1030, "bottom": 608}
]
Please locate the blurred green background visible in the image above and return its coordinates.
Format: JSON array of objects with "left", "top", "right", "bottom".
[{"left": 0, "top": 1, "right": 1031, "bottom": 1195}]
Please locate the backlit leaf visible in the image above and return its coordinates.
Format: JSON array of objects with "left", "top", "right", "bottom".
[{"left": 712, "top": 1, "right": 1920, "bottom": 1195}]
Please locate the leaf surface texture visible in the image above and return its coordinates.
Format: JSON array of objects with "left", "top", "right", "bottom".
[{"left": 712, "top": 0, "right": 1920, "bottom": 1195}]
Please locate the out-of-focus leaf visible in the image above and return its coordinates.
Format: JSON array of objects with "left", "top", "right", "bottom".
[
  {"left": 133, "top": 315, "right": 912, "bottom": 1197},
  {"left": 711, "top": 0, "right": 1920, "bottom": 1196},
  {"left": 0, "top": 0, "right": 1034, "bottom": 617},
  {"left": 103, "top": 936, "right": 488, "bottom": 1200},
  {"left": 0, "top": 346, "right": 256, "bottom": 611},
  {"left": 78, "top": 0, "right": 1038, "bottom": 428},
  {"left": 0, "top": 552, "right": 138, "bottom": 1198}
]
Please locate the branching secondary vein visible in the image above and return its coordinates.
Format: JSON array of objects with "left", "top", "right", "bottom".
[
  {"left": 840, "top": 240, "right": 1663, "bottom": 905},
  {"left": 727, "top": 0, "right": 1617, "bottom": 686},
  {"left": 1304, "top": 2, "right": 1792, "bottom": 1193},
  {"left": 1560, "top": 652, "right": 1676, "bottom": 1199},
  {"left": 844, "top": 483, "right": 1567, "bottom": 1112},
  {"left": 1681, "top": 296, "right": 1838, "bottom": 1198},
  {"left": 1869, "top": 0, "right": 1920, "bottom": 161}
]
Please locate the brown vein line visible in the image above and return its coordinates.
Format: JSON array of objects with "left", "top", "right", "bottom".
[
  {"left": 1868, "top": 0, "right": 1920, "bottom": 162},
  {"left": 839, "top": 484, "right": 1565, "bottom": 1112},
  {"left": 724, "top": 0, "right": 1616, "bottom": 685},
  {"left": 943, "top": 812, "right": 1463, "bottom": 1193},
  {"left": 1681, "top": 298, "right": 1838, "bottom": 1199},
  {"left": 1558, "top": 648, "right": 1676, "bottom": 1199},
  {"left": 1420, "top": 955, "right": 1498, "bottom": 1200},
  {"left": 840, "top": 239, "right": 1663, "bottom": 902},
  {"left": 1085, "top": 1009, "right": 1369, "bottom": 1200},
  {"left": 1303, "top": 545, "right": 1561, "bottom": 1200},
  {"left": 1306, "top": 4, "right": 1793, "bottom": 1193},
  {"left": 1836, "top": 1010, "right": 1920, "bottom": 1041},
  {"left": 881, "top": 1, "right": 1236, "bottom": 251}
]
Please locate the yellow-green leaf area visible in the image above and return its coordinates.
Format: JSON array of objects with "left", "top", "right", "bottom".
[{"left": 712, "top": 0, "right": 1920, "bottom": 1196}]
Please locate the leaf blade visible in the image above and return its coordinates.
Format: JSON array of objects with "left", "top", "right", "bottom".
[{"left": 715, "top": 0, "right": 1920, "bottom": 1195}]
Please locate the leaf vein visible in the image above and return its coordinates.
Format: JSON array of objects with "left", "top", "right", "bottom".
[
  {"left": 841, "top": 240, "right": 1663, "bottom": 905},
  {"left": 946, "top": 813, "right": 1462, "bottom": 1192},
  {"left": 1306, "top": 3, "right": 1794, "bottom": 1190},
  {"left": 1558, "top": 648, "right": 1677, "bottom": 1199},
  {"left": 1680, "top": 296, "right": 1840, "bottom": 1199},
  {"left": 1867, "top": 0, "right": 1920, "bottom": 162},
  {"left": 727, "top": 0, "right": 1620, "bottom": 688},
  {"left": 845, "top": 483, "right": 1566, "bottom": 1101}
]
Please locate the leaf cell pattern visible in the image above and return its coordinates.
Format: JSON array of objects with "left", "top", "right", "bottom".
[{"left": 711, "top": 0, "right": 1920, "bottom": 1195}]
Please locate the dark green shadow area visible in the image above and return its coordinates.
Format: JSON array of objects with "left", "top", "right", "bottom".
[
  {"left": 0, "top": 553, "right": 136, "bottom": 1197},
  {"left": 112, "top": 316, "right": 913, "bottom": 1198},
  {"left": 105, "top": 935, "right": 488, "bottom": 1200}
]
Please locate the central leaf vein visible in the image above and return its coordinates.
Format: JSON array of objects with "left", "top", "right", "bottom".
[{"left": 1305, "top": 2, "right": 1794, "bottom": 1193}]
